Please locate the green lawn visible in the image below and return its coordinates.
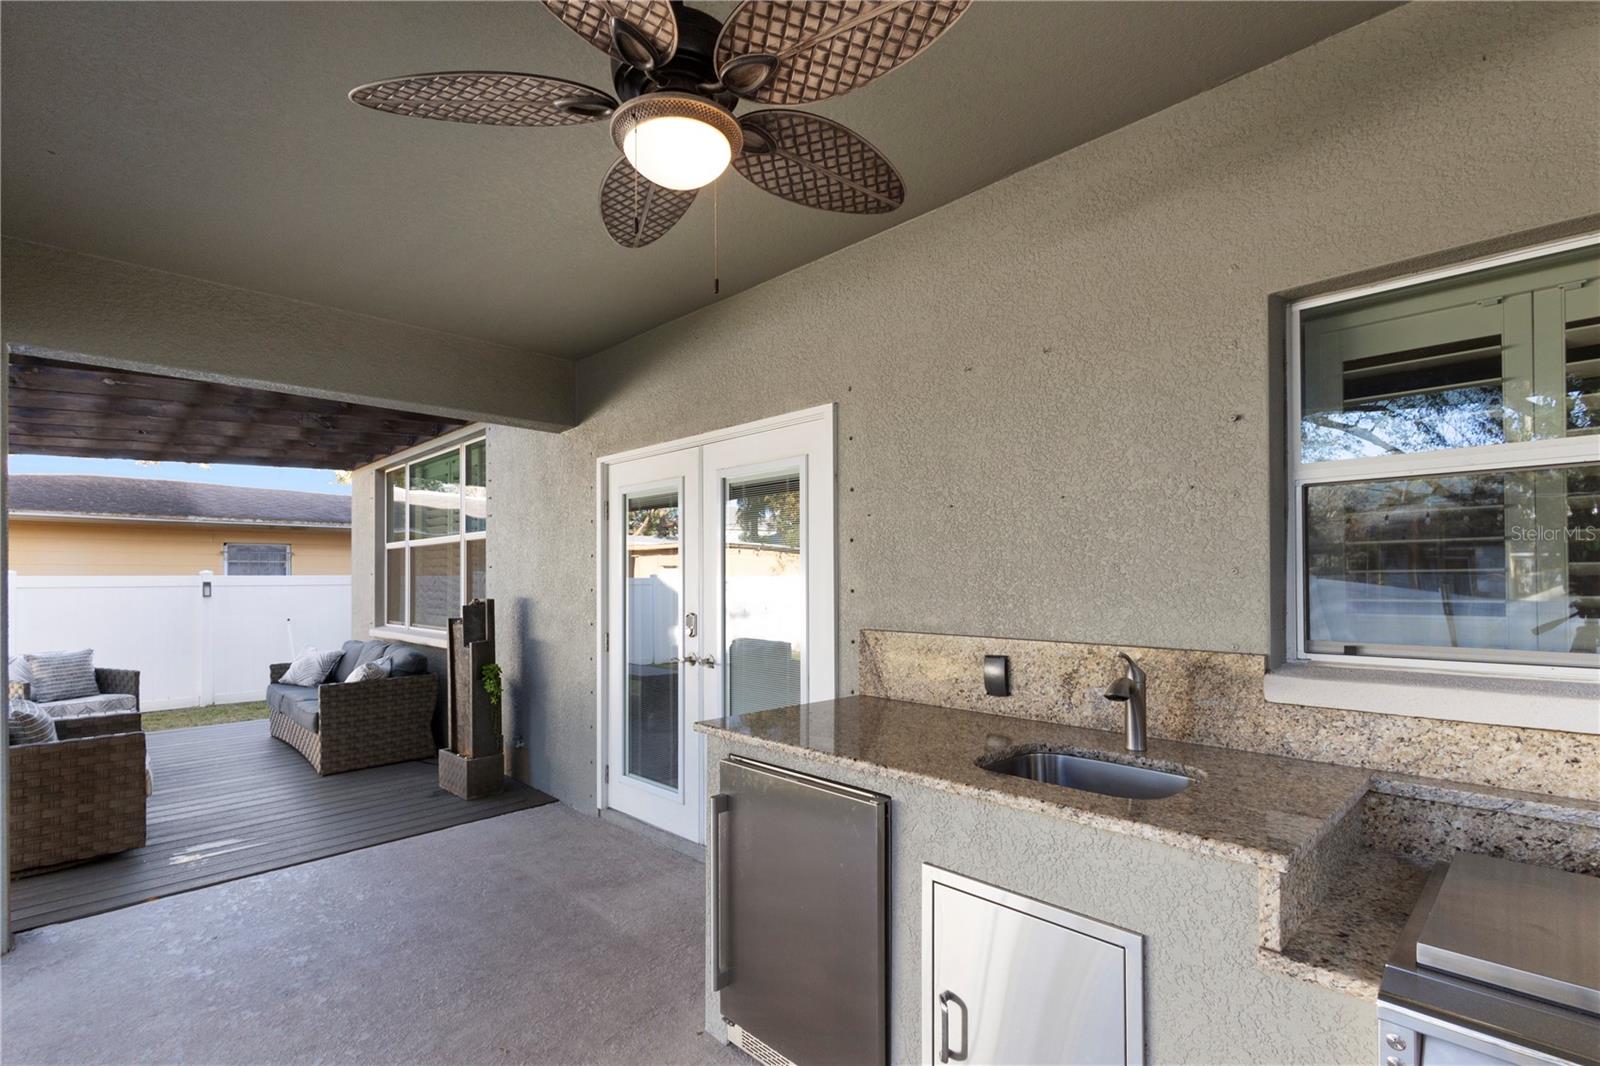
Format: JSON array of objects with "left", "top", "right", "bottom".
[{"left": 142, "top": 701, "right": 270, "bottom": 732}]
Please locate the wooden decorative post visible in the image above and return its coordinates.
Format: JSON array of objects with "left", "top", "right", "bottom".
[{"left": 439, "top": 598, "right": 504, "bottom": 798}]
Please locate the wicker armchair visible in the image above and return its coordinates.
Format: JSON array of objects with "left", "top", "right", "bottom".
[
  {"left": 267, "top": 662, "right": 436, "bottom": 775},
  {"left": 8, "top": 711, "right": 147, "bottom": 874}
]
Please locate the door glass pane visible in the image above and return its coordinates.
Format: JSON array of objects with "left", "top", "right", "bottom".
[
  {"left": 723, "top": 471, "right": 803, "bottom": 716},
  {"left": 410, "top": 542, "right": 460, "bottom": 629},
  {"left": 1304, "top": 463, "right": 1599, "bottom": 667},
  {"left": 385, "top": 547, "right": 405, "bottom": 625},
  {"left": 625, "top": 490, "right": 681, "bottom": 789},
  {"left": 467, "top": 539, "right": 487, "bottom": 602},
  {"left": 465, "top": 440, "right": 487, "bottom": 532},
  {"left": 385, "top": 468, "right": 406, "bottom": 543},
  {"left": 409, "top": 451, "right": 460, "bottom": 538}
]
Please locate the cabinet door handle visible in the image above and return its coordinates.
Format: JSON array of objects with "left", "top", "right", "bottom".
[
  {"left": 938, "top": 990, "right": 968, "bottom": 1063},
  {"left": 711, "top": 793, "right": 732, "bottom": 990}
]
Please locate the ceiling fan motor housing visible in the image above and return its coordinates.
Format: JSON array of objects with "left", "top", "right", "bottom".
[{"left": 610, "top": 2, "right": 738, "bottom": 110}]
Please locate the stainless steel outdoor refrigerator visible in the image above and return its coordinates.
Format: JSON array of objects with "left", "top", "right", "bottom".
[{"left": 712, "top": 755, "right": 890, "bottom": 1066}]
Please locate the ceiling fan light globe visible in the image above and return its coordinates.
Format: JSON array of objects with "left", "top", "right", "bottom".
[
  {"left": 623, "top": 116, "right": 731, "bottom": 191},
  {"left": 610, "top": 93, "right": 743, "bottom": 192}
]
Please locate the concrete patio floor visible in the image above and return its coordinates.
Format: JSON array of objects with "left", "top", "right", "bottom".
[{"left": 1, "top": 805, "right": 744, "bottom": 1066}]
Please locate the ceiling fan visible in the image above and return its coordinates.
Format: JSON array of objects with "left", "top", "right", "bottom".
[{"left": 349, "top": 1, "right": 970, "bottom": 249}]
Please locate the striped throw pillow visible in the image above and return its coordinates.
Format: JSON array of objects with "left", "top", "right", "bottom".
[
  {"left": 344, "top": 659, "right": 391, "bottom": 684},
  {"left": 24, "top": 649, "right": 98, "bottom": 703},
  {"left": 281, "top": 646, "right": 344, "bottom": 687},
  {"left": 7, "top": 698, "right": 58, "bottom": 746}
]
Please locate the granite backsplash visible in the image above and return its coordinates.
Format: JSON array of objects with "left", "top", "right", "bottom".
[{"left": 857, "top": 630, "right": 1598, "bottom": 802}]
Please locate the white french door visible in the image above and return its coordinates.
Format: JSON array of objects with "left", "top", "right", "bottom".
[{"left": 600, "top": 407, "right": 835, "bottom": 842}]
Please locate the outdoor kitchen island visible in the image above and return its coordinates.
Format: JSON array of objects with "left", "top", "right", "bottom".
[{"left": 695, "top": 695, "right": 1596, "bottom": 1064}]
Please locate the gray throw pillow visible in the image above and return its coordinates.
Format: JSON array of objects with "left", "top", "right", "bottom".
[
  {"left": 24, "top": 649, "right": 98, "bottom": 703},
  {"left": 280, "top": 646, "right": 344, "bottom": 687},
  {"left": 7, "top": 698, "right": 58, "bottom": 746},
  {"left": 343, "top": 659, "right": 391, "bottom": 684}
]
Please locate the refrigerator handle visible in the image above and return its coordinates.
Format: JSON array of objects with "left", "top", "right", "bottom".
[{"left": 711, "top": 792, "right": 732, "bottom": 991}]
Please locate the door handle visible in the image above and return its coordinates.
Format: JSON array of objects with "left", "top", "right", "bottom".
[
  {"left": 711, "top": 793, "right": 732, "bottom": 990},
  {"left": 681, "top": 653, "right": 698, "bottom": 666},
  {"left": 939, "top": 990, "right": 968, "bottom": 1063},
  {"left": 701, "top": 653, "right": 716, "bottom": 669}
]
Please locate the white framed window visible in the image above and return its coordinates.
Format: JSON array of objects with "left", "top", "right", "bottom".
[
  {"left": 223, "top": 542, "right": 291, "bottom": 576},
  {"left": 381, "top": 437, "right": 487, "bottom": 631},
  {"left": 1287, "top": 236, "right": 1599, "bottom": 681}
]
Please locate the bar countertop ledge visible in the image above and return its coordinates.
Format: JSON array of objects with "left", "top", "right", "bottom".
[{"left": 696, "top": 695, "right": 1600, "bottom": 1000}]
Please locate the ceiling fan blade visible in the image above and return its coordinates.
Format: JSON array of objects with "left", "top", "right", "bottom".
[
  {"left": 714, "top": 0, "right": 970, "bottom": 104},
  {"left": 544, "top": 1, "right": 678, "bottom": 71},
  {"left": 733, "top": 110, "right": 904, "bottom": 214},
  {"left": 599, "top": 158, "right": 698, "bottom": 248},
  {"left": 349, "top": 72, "right": 617, "bottom": 126}
]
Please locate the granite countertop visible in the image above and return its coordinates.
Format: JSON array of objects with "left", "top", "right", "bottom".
[
  {"left": 697, "top": 694, "right": 1596, "bottom": 1001},
  {"left": 1259, "top": 847, "right": 1435, "bottom": 998},
  {"left": 697, "top": 695, "right": 1375, "bottom": 871}
]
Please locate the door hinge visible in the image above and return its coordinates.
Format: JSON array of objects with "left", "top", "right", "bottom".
[
  {"left": 604, "top": 632, "right": 610, "bottom": 653},
  {"left": 604, "top": 764, "right": 610, "bottom": 783},
  {"left": 604, "top": 500, "right": 610, "bottom": 520}
]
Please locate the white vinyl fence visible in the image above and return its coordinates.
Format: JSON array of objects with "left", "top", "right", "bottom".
[
  {"left": 625, "top": 572, "right": 805, "bottom": 665},
  {"left": 6, "top": 571, "right": 352, "bottom": 711}
]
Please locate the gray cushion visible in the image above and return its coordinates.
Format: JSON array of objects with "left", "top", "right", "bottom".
[
  {"left": 8, "top": 656, "right": 33, "bottom": 685},
  {"left": 282, "top": 697, "right": 320, "bottom": 733},
  {"left": 382, "top": 647, "right": 429, "bottom": 677},
  {"left": 355, "top": 640, "right": 392, "bottom": 671},
  {"left": 267, "top": 682, "right": 320, "bottom": 716},
  {"left": 7, "top": 698, "right": 58, "bottom": 745},
  {"left": 329, "top": 640, "right": 367, "bottom": 683},
  {"left": 24, "top": 649, "right": 98, "bottom": 703},
  {"left": 40, "top": 693, "right": 139, "bottom": 718}
]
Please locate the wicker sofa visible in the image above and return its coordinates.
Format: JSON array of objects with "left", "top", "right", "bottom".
[
  {"left": 7, "top": 710, "right": 147, "bottom": 874},
  {"left": 267, "top": 639, "right": 437, "bottom": 775},
  {"left": 7, "top": 661, "right": 141, "bottom": 719}
]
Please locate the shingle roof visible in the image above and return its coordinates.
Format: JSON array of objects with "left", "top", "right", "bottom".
[{"left": 8, "top": 475, "right": 351, "bottom": 527}]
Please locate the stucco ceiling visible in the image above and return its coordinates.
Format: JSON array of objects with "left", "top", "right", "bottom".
[{"left": 1, "top": 1, "right": 1392, "bottom": 359}]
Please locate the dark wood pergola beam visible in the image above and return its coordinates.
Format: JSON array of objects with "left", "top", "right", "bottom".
[
  {"left": 7, "top": 393, "right": 458, "bottom": 439},
  {"left": 6, "top": 353, "right": 469, "bottom": 469}
]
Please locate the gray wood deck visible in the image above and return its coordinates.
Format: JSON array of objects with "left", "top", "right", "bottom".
[{"left": 10, "top": 718, "right": 554, "bottom": 931}]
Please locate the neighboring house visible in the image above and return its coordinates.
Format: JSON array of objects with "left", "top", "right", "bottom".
[{"left": 6, "top": 475, "right": 351, "bottom": 576}]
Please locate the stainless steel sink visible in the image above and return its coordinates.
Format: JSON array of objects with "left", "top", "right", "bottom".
[{"left": 982, "top": 751, "right": 1192, "bottom": 800}]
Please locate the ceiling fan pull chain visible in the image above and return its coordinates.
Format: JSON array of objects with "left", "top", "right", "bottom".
[{"left": 712, "top": 176, "right": 720, "bottom": 296}]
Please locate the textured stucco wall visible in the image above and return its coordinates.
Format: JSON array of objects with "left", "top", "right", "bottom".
[
  {"left": 371, "top": 4, "right": 1600, "bottom": 809},
  {"left": 0, "top": 238, "right": 576, "bottom": 430},
  {"left": 702, "top": 735, "right": 1373, "bottom": 1063}
]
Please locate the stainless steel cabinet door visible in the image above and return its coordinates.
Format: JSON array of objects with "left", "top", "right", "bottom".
[{"left": 925, "top": 868, "right": 1143, "bottom": 1066}]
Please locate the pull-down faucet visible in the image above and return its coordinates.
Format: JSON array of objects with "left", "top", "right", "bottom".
[{"left": 1101, "top": 652, "right": 1147, "bottom": 752}]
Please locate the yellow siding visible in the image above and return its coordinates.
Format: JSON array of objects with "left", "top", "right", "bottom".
[{"left": 6, "top": 518, "right": 351, "bottom": 576}]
